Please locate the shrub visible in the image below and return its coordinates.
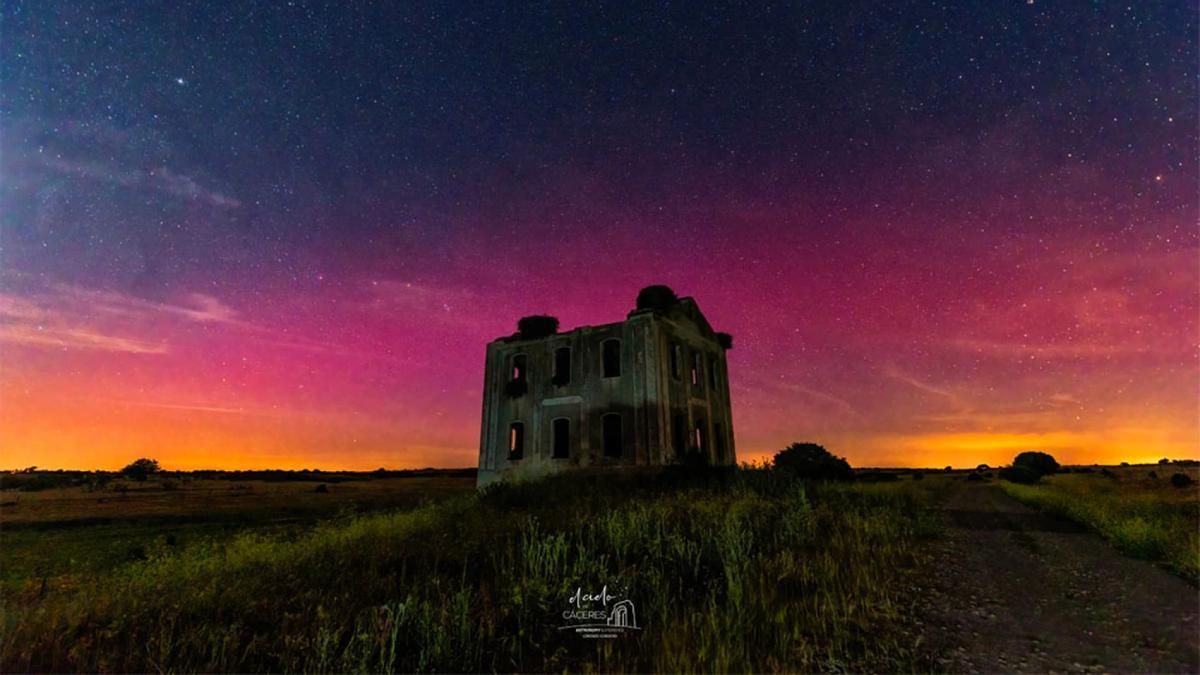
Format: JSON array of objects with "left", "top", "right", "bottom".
[
  {"left": 1013, "top": 451, "right": 1059, "bottom": 476},
  {"left": 1148, "top": 471, "right": 1158, "bottom": 479},
  {"left": 943, "top": 466, "right": 952, "bottom": 473},
  {"left": 976, "top": 463, "right": 990, "bottom": 470},
  {"left": 314, "top": 483, "right": 329, "bottom": 493},
  {"left": 635, "top": 284, "right": 678, "bottom": 311},
  {"left": 121, "top": 458, "right": 160, "bottom": 482},
  {"left": 1170, "top": 473, "right": 1195, "bottom": 488},
  {"left": 999, "top": 466, "right": 1040, "bottom": 484},
  {"left": 910, "top": 471, "right": 924, "bottom": 480},
  {"left": 516, "top": 315, "right": 559, "bottom": 339},
  {"left": 772, "top": 442, "right": 853, "bottom": 480},
  {"left": 966, "top": 472, "right": 985, "bottom": 482},
  {"left": 1159, "top": 458, "right": 1171, "bottom": 465}
]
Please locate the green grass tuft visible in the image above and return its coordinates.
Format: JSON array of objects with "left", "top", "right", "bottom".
[
  {"left": 1001, "top": 471, "right": 1199, "bottom": 580},
  {"left": 1, "top": 468, "right": 946, "bottom": 673}
]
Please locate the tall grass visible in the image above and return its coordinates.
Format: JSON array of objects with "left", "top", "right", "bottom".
[
  {"left": 1001, "top": 472, "right": 1199, "bottom": 580},
  {"left": 2, "top": 468, "right": 943, "bottom": 672}
]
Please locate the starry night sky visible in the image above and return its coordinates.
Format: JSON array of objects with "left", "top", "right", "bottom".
[{"left": 2, "top": 2, "right": 1196, "bottom": 470}]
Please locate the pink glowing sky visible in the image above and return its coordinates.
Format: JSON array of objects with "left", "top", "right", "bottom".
[{"left": 2, "top": 2, "right": 1196, "bottom": 470}]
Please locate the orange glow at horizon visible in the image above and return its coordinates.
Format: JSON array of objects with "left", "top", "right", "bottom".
[{"left": 2, "top": 239, "right": 1197, "bottom": 472}]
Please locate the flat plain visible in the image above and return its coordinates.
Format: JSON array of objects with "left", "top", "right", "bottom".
[{"left": 1, "top": 464, "right": 1196, "bottom": 672}]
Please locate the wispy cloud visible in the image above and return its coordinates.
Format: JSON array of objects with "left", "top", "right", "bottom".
[
  {"left": 944, "top": 338, "right": 1151, "bottom": 359},
  {"left": 882, "top": 365, "right": 971, "bottom": 412},
  {"left": 45, "top": 283, "right": 244, "bottom": 325},
  {"left": 108, "top": 399, "right": 250, "bottom": 414},
  {"left": 40, "top": 156, "right": 241, "bottom": 208},
  {"left": 0, "top": 323, "right": 168, "bottom": 354},
  {"left": 0, "top": 281, "right": 243, "bottom": 355}
]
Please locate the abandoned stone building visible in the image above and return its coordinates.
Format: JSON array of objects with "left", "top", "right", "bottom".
[{"left": 476, "top": 286, "right": 736, "bottom": 486}]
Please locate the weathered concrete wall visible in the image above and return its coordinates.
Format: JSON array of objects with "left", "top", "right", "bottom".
[{"left": 477, "top": 299, "right": 735, "bottom": 487}]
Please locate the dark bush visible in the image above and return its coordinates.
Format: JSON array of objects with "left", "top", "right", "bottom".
[
  {"left": 314, "top": 483, "right": 329, "bottom": 493},
  {"left": 516, "top": 315, "right": 559, "bottom": 339},
  {"left": 121, "top": 458, "right": 160, "bottom": 482},
  {"left": 1170, "top": 473, "right": 1195, "bottom": 488},
  {"left": 1013, "top": 451, "right": 1059, "bottom": 476},
  {"left": 1159, "top": 458, "right": 1170, "bottom": 465},
  {"left": 984, "top": 472, "right": 994, "bottom": 479},
  {"left": 943, "top": 466, "right": 952, "bottom": 473},
  {"left": 716, "top": 332, "right": 734, "bottom": 350},
  {"left": 1076, "top": 467, "right": 1094, "bottom": 474},
  {"left": 1120, "top": 461, "right": 1130, "bottom": 467},
  {"left": 910, "top": 471, "right": 924, "bottom": 480},
  {"left": 772, "top": 442, "right": 853, "bottom": 481},
  {"left": 635, "top": 285, "right": 679, "bottom": 311},
  {"left": 999, "top": 466, "right": 1040, "bottom": 484},
  {"left": 1148, "top": 471, "right": 1158, "bottom": 479},
  {"left": 976, "top": 463, "right": 990, "bottom": 470},
  {"left": 1101, "top": 468, "right": 1116, "bottom": 478},
  {"left": 504, "top": 379, "right": 528, "bottom": 398},
  {"left": 966, "top": 472, "right": 985, "bottom": 481}
]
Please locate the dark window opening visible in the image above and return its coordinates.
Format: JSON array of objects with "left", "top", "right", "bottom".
[
  {"left": 505, "top": 353, "right": 529, "bottom": 397},
  {"left": 553, "top": 347, "right": 571, "bottom": 386},
  {"left": 602, "top": 339, "right": 621, "bottom": 378},
  {"left": 709, "top": 356, "right": 719, "bottom": 389},
  {"left": 714, "top": 422, "right": 725, "bottom": 462},
  {"left": 670, "top": 343, "right": 682, "bottom": 379},
  {"left": 603, "top": 413, "right": 623, "bottom": 457},
  {"left": 691, "top": 351, "right": 701, "bottom": 387},
  {"left": 508, "top": 422, "right": 524, "bottom": 460},
  {"left": 552, "top": 418, "right": 570, "bottom": 459},
  {"left": 672, "top": 412, "right": 687, "bottom": 458}
]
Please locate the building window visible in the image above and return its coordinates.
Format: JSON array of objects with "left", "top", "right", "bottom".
[
  {"left": 553, "top": 347, "right": 571, "bottom": 386},
  {"left": 552, "top": 418, "right": 570, "bottom": 458},
  {"left": 602, "top": 413, "right": 622, "bottom": 457},
  {"left": 508, "top": 422, "right": 524, "bottom": 460},
  {"left": 714, "top": 422, "right": 725, "bottom": 462},
  {"left": 670, "top": 343, "right": 682, "bottom": 379},
  {"left": 691, "top": 351, "right": 701, "bottom": 387},
  {"left": 505, "top": 354, "right": 529, "bottom": 397},
  {"left": 602, "top": 339, "right": 621, "bottom": 378},
  {"left": 709, "top": 356, "right": 719, "bottom": 389},
  {"left": 672, "top": 412, "right": 687, "bottom": 458},
  {"left": 693, "top": 418, "right": 707, "bottom": 455}
]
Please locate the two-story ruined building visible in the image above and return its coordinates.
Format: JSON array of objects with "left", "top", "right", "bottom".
[{"left": 476, "top": 286, "right": 735, "bottom": 486}]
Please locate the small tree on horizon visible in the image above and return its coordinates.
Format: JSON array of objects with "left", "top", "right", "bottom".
[
  {"left": 772, "top": 442, "right": 853, "bottom": 481},
  {"left": 121, "top": 458, "right": 160, "bottom": 482},
  {"left": 1013, "top": 451, "right": 1059, "bottom": 476}
]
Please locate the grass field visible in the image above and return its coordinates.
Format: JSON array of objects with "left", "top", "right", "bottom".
[
  {"left": 0, "top": 472, "right": 476, "bottom": 595},
  {"left": 1000, "top": 466, "right": 1200, "bottom": 580},
  {"left": 1, "top": 468, "right": 945, "bottom": 672}
]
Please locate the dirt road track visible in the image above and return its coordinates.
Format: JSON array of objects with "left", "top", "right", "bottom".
[{"left": 919, "top": 481, "right": 1199, "bottom": 673}]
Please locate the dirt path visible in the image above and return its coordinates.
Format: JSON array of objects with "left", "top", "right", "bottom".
[{"left": 919, "top": 481, "right": 1199, "bottom": 673}]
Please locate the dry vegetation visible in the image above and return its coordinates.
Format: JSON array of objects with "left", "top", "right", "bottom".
[
  {"left": 1000, "top": 464, "right": 1200, "bottom": 579},
  {"left": 1, "top": 468, "right": 945, "bottom": 672}
]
